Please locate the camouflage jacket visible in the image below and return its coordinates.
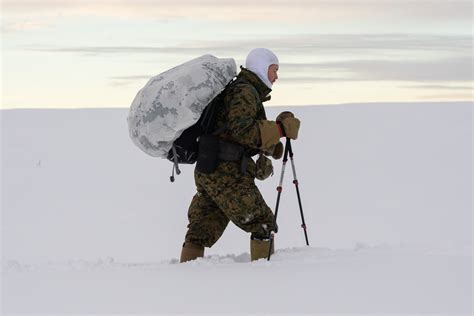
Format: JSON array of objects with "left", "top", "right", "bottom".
[{"left": 215, "top": 67, "right": 272, "bottom": 157}]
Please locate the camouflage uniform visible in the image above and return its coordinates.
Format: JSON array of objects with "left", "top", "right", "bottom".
[{"left": 184, "top": 68, "right": 276, "bottom": 247}]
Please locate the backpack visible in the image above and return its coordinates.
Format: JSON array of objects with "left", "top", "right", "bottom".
[
  {"left": 127, "top": 55, "right": 237, "bottom": 180},
  {"left": 166, "top": 80, "right": 236, "bottom": 181}
]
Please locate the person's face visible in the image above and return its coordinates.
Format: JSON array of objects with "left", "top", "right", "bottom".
[{"left": 267, "top": 64, "right": 279, "bottom": 84}]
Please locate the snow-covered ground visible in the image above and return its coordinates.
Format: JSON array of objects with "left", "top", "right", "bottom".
[
  {"left": 1, "top": 102, "right": 472, "bottom": 315},
  {"left": 3, "top": 246, "right": 471, "bottom": 315}
]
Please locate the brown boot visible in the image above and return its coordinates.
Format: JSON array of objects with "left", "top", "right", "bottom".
[
  {"left": 180, "top": 242, "right": 204, "bottom": 263},
  {"left": 250, "top": 238, "right": 274, "bottom": 261}
]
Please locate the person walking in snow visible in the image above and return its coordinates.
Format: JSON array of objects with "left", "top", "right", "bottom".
[{"left": 180, "top": 48, "right": 301, "bottom": 262}]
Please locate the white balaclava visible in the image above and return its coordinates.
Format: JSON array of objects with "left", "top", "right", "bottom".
[{"left": 245, "top": 48, "right": 279, "bottom": 89}]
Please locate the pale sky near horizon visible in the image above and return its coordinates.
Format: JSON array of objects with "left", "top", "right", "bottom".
[{"left": 1, "top": 0, "right": 473, "bottom": 109}]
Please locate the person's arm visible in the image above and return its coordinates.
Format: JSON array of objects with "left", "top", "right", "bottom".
[{"left": 224, "top": 84, "right": 281, "bottom": 150}]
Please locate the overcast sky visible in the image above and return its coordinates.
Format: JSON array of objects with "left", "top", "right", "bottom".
[{"left": 2, "top": 0, "right": 473, "bottom": 108}]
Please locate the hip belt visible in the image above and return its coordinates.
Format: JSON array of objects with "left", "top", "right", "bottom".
[
  {"left": 196, "top": 135, "right": 250, "bottom": 175},
  {"left": 217, "top": 140, "right": 250, "bottom": 174}
]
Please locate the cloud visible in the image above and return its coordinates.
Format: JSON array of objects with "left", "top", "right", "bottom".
[
  {"left": 110, "top": 75, "right": 152, "bottom": 87},
  {"left": 111, "top": 75, "right": 152, "bottom": 80},
  {"left": 417, "top": 93, "right": 473, "bottom": 100},
  {"left": 18, "top": 33, "right": 473, "bottom": 85},
  {"left": 401, "top": 85, "right": 473, "bottom": 91},
  {"left": 24, "top": 46, "right": 207, "bottom": 54},
  {"left": 2, "top": 19, "right": 53, "bottom": 33},
  {"left": 281, "top": 57, "right": 473, "bottom": 82},
  {"left": 22, "top": 34, "right": 473, "bottom": 84},
  {"left": 3, "top": 0, "right": 472, "bottom": 23},
  {"left": 278, "top": 77, "right": 344, "bottom": 83},
  {"left": 22, "top": 34, "right": 473, "bottom": 56},
  {"left": 112, "top": 56, "right": 473, "bottom": 86}
]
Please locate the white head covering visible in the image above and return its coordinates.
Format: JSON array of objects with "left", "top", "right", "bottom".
[{"left": 245, "top": 48, "right": 279, "bottom": 89}]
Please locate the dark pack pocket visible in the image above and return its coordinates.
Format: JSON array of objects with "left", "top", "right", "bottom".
[{"left": 196, "top": 135, "right": 219, "bottom": 174}]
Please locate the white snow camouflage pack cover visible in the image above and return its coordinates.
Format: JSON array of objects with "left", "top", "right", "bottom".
[{"left": 127, "top": 55, "right": 237, "bottom": 158}]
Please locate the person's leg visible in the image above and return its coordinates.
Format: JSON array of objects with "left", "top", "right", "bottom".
[
  {"left": 216, "top": 181, "right": 275, "bottom": 261},
  {"left": 197, "top": 163, "right": 275, "bottom": 260},
  {"left": 209, "top": 176, "right": 274, "bottom": 238},
  {"left": 181, "top": 187, "right": 229, "bottom": 263}
]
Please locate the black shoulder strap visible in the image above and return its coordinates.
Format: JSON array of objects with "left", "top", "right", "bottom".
[{"left": 199, "top": 77, "right": 239, "bottom": 134}]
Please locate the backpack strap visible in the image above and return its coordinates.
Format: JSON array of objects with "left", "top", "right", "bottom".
[{"left": 169, "top": 144, "right": 182, "bottom": 182}]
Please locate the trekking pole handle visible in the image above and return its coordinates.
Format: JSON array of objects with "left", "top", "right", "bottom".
[{"left": 276, "top": 138, "right": 291, "bottom": 191}]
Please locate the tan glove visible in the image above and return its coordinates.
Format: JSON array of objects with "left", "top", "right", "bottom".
[
  {"left": 279, "top": 117, "right": 301, "bottom": 140},
  {"left": 258, "top": 121, "right": 281, "bottom": 150},
  {"left": 272, "top": 141, "right": 284, "bottom": 159},
  {"left": 258, "top": 110, "right": 300, "bottom": 149},
  {"left": 262, "top": 141, "right": 284, "bottom": 159},
  {"left": 276, "top": 111, "right": 294, "bottom": 122}
]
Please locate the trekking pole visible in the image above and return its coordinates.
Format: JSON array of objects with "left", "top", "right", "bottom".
[
  {"left": 286, "top": 139, "right": 310, "bottom": 246},
  {"left": 267, "top": 137, "right": 291, "bottom": 261}
]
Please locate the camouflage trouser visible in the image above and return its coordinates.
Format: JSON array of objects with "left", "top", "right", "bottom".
[{"left": 184, "top": 160, "right": 275, "bottom": 247}]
